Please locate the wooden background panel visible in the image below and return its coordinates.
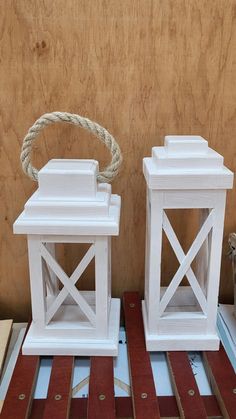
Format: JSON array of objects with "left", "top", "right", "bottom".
[{"left": 0, "top": 0, "right": 236, "bottom": 320}]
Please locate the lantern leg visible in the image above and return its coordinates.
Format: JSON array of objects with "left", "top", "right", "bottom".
[
  {"left": 206, "top": 191, "right": 226, "bottom": 335},
  {"left": 95, "top": 237, "right": 109, "bottom": 337},
  {"left": 27, "top": 236, "right": 46, "bottom": 327},
  {"left": 196, "top": 208, "right": 210, "bottom": 297},
  {"left": 143, "top": 190, "right": 164, "bottom": 334}
]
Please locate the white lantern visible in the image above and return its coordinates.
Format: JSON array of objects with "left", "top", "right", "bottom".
[
  {"left": 14, "top": 159, "right": 121, "bottom": 355},
  {"left": 142, "top": 136, "right": 234, "bottom": 351}
]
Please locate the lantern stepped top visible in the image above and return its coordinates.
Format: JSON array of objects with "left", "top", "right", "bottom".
[
  {"left": 14, "top": 159, "right": 121, "bottom": 235},
  {"left": 143, "top": 135, "right": 233, "bottom": 190}
]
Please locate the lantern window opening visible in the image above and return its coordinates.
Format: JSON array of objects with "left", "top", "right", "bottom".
[
  {"left": 159, "top": 208, "right": 214, "bottom": 317},
  {"left": 40, "top": 241, "right": 97, "bottom": 327}
]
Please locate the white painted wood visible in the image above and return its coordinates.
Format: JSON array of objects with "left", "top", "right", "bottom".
[
  {"left": 43, "top": 242, "right": 59, "bottom": 296},
  {"left": 142, "top": 301, "right": 219, "bottom": 351},
  {"left": 45, "top": 244, "right": 95, "bottom": 324},
  {"left": 163, "top": 190, "right": 220, "bottom": 208},
  {"left": 143, "top": 136, "right": 233, "bottom": 351},
  {"left": 145, "top": 190, "right": 164, "bottom": 333},
  {"left": 41, "top": 244, "right": 96, "bottom": 327},
  {"left": 160, "top": 286, "right": 199, "bottom": 307},
  {"left": 13, "top": 195, "right": 120, "bottom": 235},
  {"left": 13, "top": 159, "right": 121, "bottom": 356},
  {"left": 196, "top": 208, "right": 210, "bottom": 291},
  {"left": 143, "top": 158, "right": 233, "bottom": 190},
  {"left": 206, "top": 191, "right": 227, "bottom": 334},
  {"left": 38, "top": 159, "right": 98, "bottom": 198},
  {"left": 159, "top": 211, "right": 213, "bottom": 315},
  {"left": 22, "top": 299, "right": 120, "bottom": 356},
  {"left": 163, "top": 212, "right": 207, "bottom": 313},
  {"left": 164, "top": 135, "right": 208, "bottom": 154},
  {"left": 95, "top": 237, "right": 109, "bottom": 337},
  {"left": 27, "top": 237, "right": 47, "bottom": 326}
]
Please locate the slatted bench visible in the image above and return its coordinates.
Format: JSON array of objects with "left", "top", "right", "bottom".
[{"left": 0, "top": 292, "right": 235, "bottom": 419}]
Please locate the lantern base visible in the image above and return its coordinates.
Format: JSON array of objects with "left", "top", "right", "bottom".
[
  {"left": 22, "top": 298, "right": 120, "bottom": 356},
  {"left": 142, "top": 301, "right": 220, "bottom": 351}
]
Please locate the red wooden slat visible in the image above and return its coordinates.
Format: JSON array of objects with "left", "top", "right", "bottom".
[
  {"left": 42, "top": 356, "right": 74, "bottom": 419},
  {"left": 203, "top": 344, "right": 236, "bottom": 419},
  {"left": 167, "top": 351, "right": 207, "bottom": 419},
  {"left": 87, "top": 357, "right": 116, "bottom": 419},
  {"left": 123, "top": 292, "right": 161, "bottom": 419},
  {"left": 30, "top": 395, "right": 222, "bottom": 419},
  {"left": 0, "top": 352, "right": 39, "bottom": 419},
  {"left": 202, "top": 395, "right": 222, "bottom": 418}
]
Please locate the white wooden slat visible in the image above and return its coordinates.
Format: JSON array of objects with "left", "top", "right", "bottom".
[
  {"left": 159, "top": 211, "right": 213, "bottom": 315},
  {"left": 146, "top": 190, "right": 164, "bottom": 333},
  {"left": 45, "top": 243, "right": 59, "bottom": 295},
  {"left": 28, "top": 237, "right": 47, "bottom": 326},
  {"left": 42, "top": 259, "right": 56, "bottom": 295},
  {"left": 195, "top": 209, "right": 210, "bottom": 291},
  {"left": 45, "top": 244, "right": 95, "bottom": 324},
  {"left": 206, "top": 192, "right": 227, "bottom": 332},
  {"left": 95, "top": 237, "right": 109, "bottom": 337},
  {"left": 41, "top": 244, "right": 96, "bottom": 326},
  {"left": 163, "top": 212, "right": 207, "bottom": 313}
]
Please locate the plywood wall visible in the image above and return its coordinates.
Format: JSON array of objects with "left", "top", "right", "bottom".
[{"left": 0, "top": 0, "right": 236, "bottom": 320}]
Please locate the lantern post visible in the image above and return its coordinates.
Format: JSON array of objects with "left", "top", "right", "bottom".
[
  {"left": 14, "top": 159, "right": 121, "bottom": 356},
  {"left": 142, "top": 136, "right": 233, "bottom": 351}
]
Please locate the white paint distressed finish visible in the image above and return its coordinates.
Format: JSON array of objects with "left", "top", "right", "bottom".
[
  {"left": 145, "top": 190, "right": 164, "bottom": 333},
  {"left": 143, "top": 136, "right": 234, "bottom": 351},
  {"left": 162, "top": 212, "right": 207, "bottom": 313}
]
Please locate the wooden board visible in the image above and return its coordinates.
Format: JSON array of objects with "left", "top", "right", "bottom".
[
  {"left": 203, "top": 345, "right": 236, "bottom": 419},
  {"left": 0, "top": 351, "right": 39, "bottom": 419},
  {"left": 1, "top": 304, "right": 233, "bottom": 419},
  {"left": 0, "top": 320, "right": 13, "bottom": 377},
  {"left": 87, "top": 357, "right": 116, "bottom": 419},
  {"left": 42, "top": 356, "right": 74, "bottom": 419},
  {"left": 167, "top": 351, "right": 207, "bottom": 419},
  {"left": 0, "top": 0, "right": 236, "bottom": 320},
  {"left": 123, "top": 292, "right": 161, "bottom": 418}
]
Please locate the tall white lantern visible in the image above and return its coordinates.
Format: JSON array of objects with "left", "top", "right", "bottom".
[
  {"left": 142, "top": 136, "right": 234, "bottom": 351},
  {"left": 14, "top": 159, "right": 121, "bottom": 355}
]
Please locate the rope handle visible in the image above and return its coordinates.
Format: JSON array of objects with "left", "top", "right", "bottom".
[{"left": 20, "top": 112, "right": 122, "bottom": 183}]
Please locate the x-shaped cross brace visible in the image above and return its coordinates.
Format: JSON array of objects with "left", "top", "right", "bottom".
[
  {"left": 40, "top": 244, "right": 96, "bottom": 326},
  {"left": 159, "top": 210, "right": 213, "bottom": 316}
]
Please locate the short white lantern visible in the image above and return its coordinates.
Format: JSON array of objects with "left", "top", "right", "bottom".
[
  {"left": 142, "top": 136, "right": 234, "bottom": 351},
  {"left": 13, "top": 111, "right": 122, "bottom": 356}
]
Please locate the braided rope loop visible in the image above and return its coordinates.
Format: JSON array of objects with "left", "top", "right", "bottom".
[{"left": 20, "top": 112, "right": 122, "bottom": 183}]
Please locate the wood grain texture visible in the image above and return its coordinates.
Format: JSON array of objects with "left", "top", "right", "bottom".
[
  {"left": 30, "top": 396, "right": 222, "bottom": 419},
  {"left": 0, "top": 352, "right": 39, "bottom": 419},
  {"left": 0, "top": 0, "right": 236, "bottom": 320},
  {"left": 43, "top": 356, "right": 74, "bottom": 419},
  {"left": 0, "top": 319, "right": 13, "bottom": 377},
  {"left": 203, "top": 344, "right": 236, "bottom": 419},
  {"left": 87, "top": 357, "right": 116, "bottom": 419},
  {"left": 123, "top": 292, "right": 161, "bottom": 419},
  {"left": 167, "top": 351, "right": 207, "bottom": 419}
]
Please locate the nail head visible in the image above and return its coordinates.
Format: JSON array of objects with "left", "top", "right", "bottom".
[{"left": 188, "top": 389, "right": 195, "bottom": 396}]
